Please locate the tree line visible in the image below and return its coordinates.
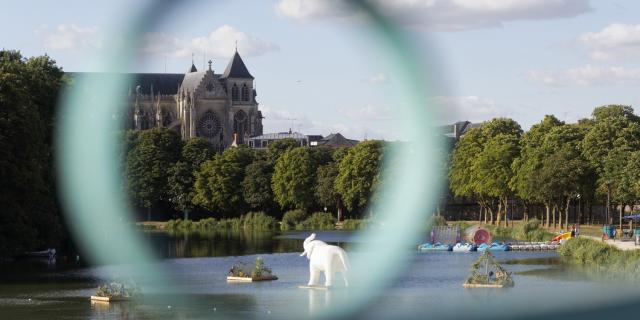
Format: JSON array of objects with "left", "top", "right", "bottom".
[
  {"left": 123, "top": 128, "right": 384, "bottom": 221},
  {"left": 449, "top": 105, "right": 640, "bottom": 230},
  {"left": 0, "top": 50, "right": 66, "bottom": 256}
]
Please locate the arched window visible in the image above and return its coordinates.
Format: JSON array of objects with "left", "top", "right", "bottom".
[
  {"left": 231, "top": 83, "right": 239, "bottom": 101},
  {"left": 242, "top": 83, "right": 250, "bottom": 101}
]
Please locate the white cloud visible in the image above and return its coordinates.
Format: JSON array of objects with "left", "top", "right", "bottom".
[
  {"left": 36, "top": 24, "right": 102, "bottom": 51},
  {"left": 429, "top": 96, "right": 504, "bottom": 124},
  {"left": 339, "top": 105, "right": 394, "bottom": 121},
  {"left": 578, "top": 23, "right": 640, "bottom": 60},
  {"left": 366, "top": 72, "right": 389, "bottom": 85},
  {"left": 527, "top": 65, "right": 640, "bottom": 86},
  {"left": 275, "top": 0, "right": 356, "bottom": 20},
  {"left": 142, "top": 25, "right": 278, "bottom": 59},
  {"left": 275, "top": 0, "right": 591, "bottom": 31}
]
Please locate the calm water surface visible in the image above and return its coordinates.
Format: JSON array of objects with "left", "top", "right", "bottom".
[{"left": 0, "top": 231, "right": 625, "bottom": 319}]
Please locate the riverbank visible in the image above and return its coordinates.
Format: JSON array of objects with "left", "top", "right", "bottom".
[
  {"left": 557, "top": 237, "right": 640, "bottom": 279},
  {"left": 136, "top": 214, "right": 371, "bottom": 233}
]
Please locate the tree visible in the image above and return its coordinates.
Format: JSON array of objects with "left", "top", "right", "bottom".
[
  {"left": 335, "top": 141, "right": 383, "bottom": 214},
  {"left": 450, "top": 118, "right": 521, "bottom": 225},
  {"left": 474, "top": 133, "right": 520, "bottom": 226},
  {"left": 449, "top": 128, "right": 484, "bottom": 220},
  {"left": 167, "top": 161, "right": 194, "bottom": 218},
  {"left": 272, "top": 147, "right": 315, "bottom": 210},
  {"left": 538, "top": 124, "right": 592, "bottom": 229},
  {"left": 181, "top": 137, "right": 215, "bottom": 168},
  {"left": 125, "top": 128, "right": 182, "bottom": 220},
  {"left": 510, "top": 115, "right": 564, "bottom": 225},
  {"left": 582, "top": 105, "right": 640, "bottom": 224},
  {"left": 242, "top": 159, "right": 276, "bottom": 214},
  {"left": 193, "top": 146, "right": 253, "bottom": 216},
  {"left": 0, "top": 50, "right": 64, "bottom": 255},
  {"left": 266, "top": 138, "right": 299, "bottom": 165},
  {"left": 167, "top": 137, "right": 215, "bottom": 218},
  {"left": 315, "top": 163, "right": 340, "bottom": 218}
]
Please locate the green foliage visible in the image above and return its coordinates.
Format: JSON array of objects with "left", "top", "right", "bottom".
[
  {"left": 96, "top": 281, "right": 142, "bottom": 298},
  {"left": 341, "top": 219, "right": 370, "bottom": 230},
  {"left": 167, "top": 161, "right": 195, "bottom": 212},
  {"left": 510, "top": 115, "right": 564, "bottom": 202},
  {"left": 466, "top": 251, "right": 514, "bottom": 287},
  {"left": 315, "top": 163, "right": 339, "bottom": 209},
  {"left": 181, "top": 137, "right": 215, "bottom": 168},
  {"left": 483, "top": 219, "right": 553, "bottom": 241},
  {"left": 242, "top": 211, "right": 278, "bottom": 231},
  {"left": 125, "top": 128, "right": 182, "bottom": 210},
  {"left": 242, "top": 160, "right": 275, "bottom": 211},
  {"left": 558, "top": 237, "right": 640, "bottom": 279},
  {"left": 272, "top": 147, "right": 315, "bottom": 210},
  {"left": 229, "top": 257, "right": 275, "bottom": 280},
  {"left": 430, "top": 215, "right": 447, "bottom": 227},
  {"left": 297, "top": 212, "right": 336, "bottom": 230},
  {"left": 281, "top": 209, "right": 307, "bottom": 231},
  {"left": 266, "top": 138, "right": 299, "bottom": 165},
  {"left": 193, "top": 146, "right": 253, "bottom": 215},
  {"left": 0, "top": 50, "right": 64, "bottom": 255},
  {"left": 166, "top": 212, "right": 277, "bottom": 233},
  {"left": 335, "top": 141, "right": 383, "bottom": 212}
]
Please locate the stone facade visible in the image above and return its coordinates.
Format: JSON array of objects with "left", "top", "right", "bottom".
[{"left": 126, "top": 50, "right": 263, "bottom": 152}]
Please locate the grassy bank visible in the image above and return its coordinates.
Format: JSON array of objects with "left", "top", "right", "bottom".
[
  {"left": 558, "top": 237, "right": 640, "bottom": 268},
  {"left": 449, "top": 219, "right": 554, "bottom": 242},
  {"left": 161, "top": 211, "right": 370, "bottom": 233},
  {"left": 557, "top": 237, "right": 640, "bottom": 279},
  {"left": 166, "top": 212, "right": 278, "bottom": 232}
]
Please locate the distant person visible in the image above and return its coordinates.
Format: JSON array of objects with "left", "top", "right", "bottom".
[{"left": 612, "top": 228, "right": 617, "bottom": 242}]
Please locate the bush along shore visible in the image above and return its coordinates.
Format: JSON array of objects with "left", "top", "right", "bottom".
[
  {"left": 446, "top": 218, "right": 554, "bottom": 242},
  {"left": 163, "top": 210, "right": 371, "bottom": 233},
  {"left": 484, "top": 219, "right": 554, "bottom": 242},
  {"left": 557, "top": 237, "right": 640, "bottom": 280}
]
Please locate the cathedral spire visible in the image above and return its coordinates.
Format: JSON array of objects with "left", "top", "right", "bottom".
[
  {"left": 221, "top": 50, "right": 253, "bottom": 79},
  {"left": 189, "top": 53, "right": 197, "bottom": 73}
]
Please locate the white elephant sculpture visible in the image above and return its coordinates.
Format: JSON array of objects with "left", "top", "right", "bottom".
[{"left": 300, "top": 233, "right": 349, "bottom": 287}]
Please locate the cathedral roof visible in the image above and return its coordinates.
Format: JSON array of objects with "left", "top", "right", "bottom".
[
  {"left": 221, "top": 51, "right": 254, "bottom": 79},
  {"left": 133, "top": 73, "right": 185, "bottom": 95},
  {"left": 180, "top": 71, "right": 208, "bottom": 92},
  {"left": 66, "top": 72, "right": 185, "bottom": 95},
  {"left": 189, "top": 63, "right": 198, "bottom": 73}
]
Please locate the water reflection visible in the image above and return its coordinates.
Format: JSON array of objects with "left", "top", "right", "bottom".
[{"left": 143, "top": 231, "right": 305, "bottom": 258}]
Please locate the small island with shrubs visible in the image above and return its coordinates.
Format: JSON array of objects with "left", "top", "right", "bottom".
[
  {"left": 463, "top": 251, "right": 514, "bottom": 288},
  {"left": 227, "top": 257, "right": 278, "bottom": 282},
  {"left": 91, "top": 281, "right": 142, "bottom": 302}
]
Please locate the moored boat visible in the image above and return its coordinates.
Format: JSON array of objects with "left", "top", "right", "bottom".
[
  {"left": 452, "top": 243, "right": 477, "bottom": 252},
  {"left": 418, "top": 242, "right": 453, "bottom": 252},
  {"left": 477, "top": 242, "right": 510, "bottom": 252}
]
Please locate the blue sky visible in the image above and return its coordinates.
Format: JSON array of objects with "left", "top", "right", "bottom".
[{"left": 2, "top": 0, "right": 640, "bottom": 140}]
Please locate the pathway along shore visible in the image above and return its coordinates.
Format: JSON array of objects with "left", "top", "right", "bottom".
[{"left": 584, "top": 236, "right": 640, "bottom": 251}]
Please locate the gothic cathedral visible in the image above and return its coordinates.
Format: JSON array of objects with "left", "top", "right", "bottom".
[{"left": 128, "top": 50, "right": 263, "bottom": 152}]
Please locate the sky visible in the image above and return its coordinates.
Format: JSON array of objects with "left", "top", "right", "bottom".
[{"left": 2, "top": 0, "right": 640, "bottom": 140}]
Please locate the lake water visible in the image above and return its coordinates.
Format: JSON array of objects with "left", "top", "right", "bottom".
[{"left": 0, "top": 231, "right": 634, "bottom": 319}]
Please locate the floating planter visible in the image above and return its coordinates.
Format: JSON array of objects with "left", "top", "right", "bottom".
[
  {"left": 227, "top": 257, "right": 278, "bottom": 282},
  {"left": 90, "top": 281, "right": 142, "bottom": 302},
  {"left": 463, "top": 251, "right": 514, "bottom": 288}
]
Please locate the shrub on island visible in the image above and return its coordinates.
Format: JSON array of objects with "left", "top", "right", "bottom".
[
  {"left": 166, "top": 212, "right": 278, "bottom": 233},
  {"left": 281, "top": 209, "right": 307, "bottom": 231},
  {"left": 296, "top": 212, "right": 335, "bottom": 230}
]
